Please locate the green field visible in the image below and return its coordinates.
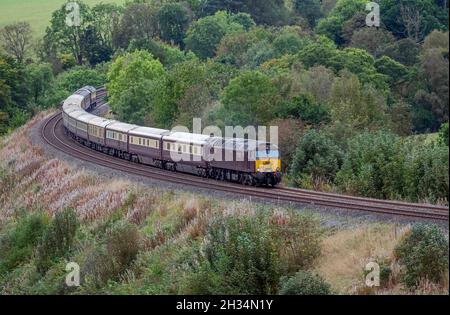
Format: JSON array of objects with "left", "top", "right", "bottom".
[{"left": 0, "top": 0, "right": 124, "bottom": 36}]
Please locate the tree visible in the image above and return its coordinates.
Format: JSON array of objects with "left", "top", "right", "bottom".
[
  {"left": 293, "top": 0, "right": 323, "bottom": 27},
  {"left": 112, "top": 2, "right": 159, "bottom": 49},
  {"left": 273, "top": 32, "right": 304, "bottom": 56},
  {"left": 379, "top": 0, "right": 449, "bottom": 41},
  {"left": 315, "top": 0, "right": 368, "bottom": 45},
  {"left": 107, "top": 51, "right": 166, "bottom": 125},
  {"left": 44, "top": 1, "right": 93, "bottom": 65},
  {"left": 394, "top": 224, "right": 449, "bottom": 288},
  {"left": 0, "top": 22, "right": 32, "bottom": 63},
  {"left": 350, "top": 28, "right": 396, "bottom": 57},
  {"left": 269, "top": 118, "right": 304, "bottom": 171},
  {"left": 290, "top": 129, "right": 343, "bottom": 187},
  {"left": 423, "top": 30, "right": 449, "bottom": 52},
  {"left": 154, "top": 59, "right": 236, "bottom": 128},
  {"left": 220, "top": 71, "right": 278, "bottom": 126},
  {"left": 26, "top": 63, "right": 54, "bottom": 103},
  {"left": 418, "top": 48, "right": 449, "bottom": 124},
  {"left": 158, "top": 3, "right": 190, "bottom": 48},
  {"left": 91, "top": 3, "right": 122, "bottom": 50},
  {"left": 336, "top": 131, "right": 405, "bottom": 199},
  {"left": 185, "top": 11, "right": 245, "bottom": 59},
  {"left": 374, "top": 56, "right": 409, "bottom": 87},
  {"left": 57, "top": 66, "right": 106, "bottom": 94},
  {"left": 201, "top": 0, "right": 291, "bottom": 25},
  {"left": 280, "top": 93, "right": 330, "bottom": 125},
  {"left": 81, "top": 26, "right": 113, "bottom": 65},
  {"left": 377, "top": 38, "right": 420, "bottom": 66},
  {"left": 330, "top": 71, "right": 387, "bottom": 130}
]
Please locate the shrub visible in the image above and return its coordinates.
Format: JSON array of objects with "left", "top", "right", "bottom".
[
  {"left": 0, "top": 212, "right": 49, "bottom": 275},
  {"left": 36, "top": 208, "right": 79, "bottom": 274},
  {"left": 439, "top": 123, "right": 449, "bottom": 146},
  {"left": 394, "top": 224, "right": 449, "bottom": 289},
  {"left": 290, "top": 129, "right": 343, "bottom": 187},
  {"left": 279, "top": 271, "right": 332, "bottom": 295},
  {"left": 187, "top": 215, "right": 281, "bottom": 295},
  {"left": 106, "top": 221, "right": 141, "bottom": 271},
  {"left": 271, "top": 213, "right": 322, "bottom": 273},
  {"left": 81, "top": 221, "right": 141, "bottom": 290}
]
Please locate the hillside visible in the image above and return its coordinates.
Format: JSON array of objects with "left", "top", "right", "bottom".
[
  {"left": 0, "top": 0, "right": 124, "bottom": 36},
  {"left": 0, "top": 112, "right": 448, "bottom": 295}
]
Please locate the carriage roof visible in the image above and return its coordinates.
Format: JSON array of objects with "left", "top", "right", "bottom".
[
  {"left": 163, "top": 132, "right": 212, "bottom": 146},
  {"left": 106, "top": 122, "right": 138, "bottom": 133},
  {"left": 129, "top": 126, "right": 169, "bottom": 138}
]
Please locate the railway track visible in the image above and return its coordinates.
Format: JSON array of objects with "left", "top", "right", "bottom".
[{"left": 40, "top": 90, "right": 449, "bottom": 222}]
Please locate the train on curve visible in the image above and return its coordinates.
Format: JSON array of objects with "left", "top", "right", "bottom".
[{"left": 62, "top": 87, "right": 282, "bottom": 186}]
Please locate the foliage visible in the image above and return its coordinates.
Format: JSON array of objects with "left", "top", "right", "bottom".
[
  {"left": 336, "top": 131, "right": 449, "bottom": 202},
  {"left": 330, "top": 71, "right": 387, "bottom": 130},
  {"left": 439, "top": 123, "right": 449, "bottom": 146},
  {"left": 201, "top": 0, "right": 291, "bottom": 25},
  {"left": 280, "top": 93, "right": 330, "bottom": 125},
  {"left": 158, "top": 3, "right": 190, "bottom": 48},
  {"left": 220, "top": 71, "right": 278, "bottom": 126},
  {"left": 394, "top": 224, "right": 449, "bottom": 289},
  {"left": 290, "top": 129, "right": 343, "bottom": 187},
  {"left": 315, "top": 0, "right": 368, "bottom": 45},
  {"left": 379, "top": 0, "right": 449, "bottom": 42},
  {"left": 0, "top": 22, "right": 32, "bottom": 63},
  {"left": 374, "top": 56, "right": 409, "bottom": 87},
  {"left": 107, "top": 50, "right": 166, "bottom": 125},
  {"left": 293, "top": 0, "right": 323, "bottom": 27},
  {"left": 0, "top": 212, "right": 49, "bottom": 276},
  {"left": 279, "top": 271, "right": 332, "bottom": 295},
  {"left": 44, "top": 1, "right": 93, "bottom": 65},
  {"left": 185, "top": 11, "right": 246, "bottom": 59},
  {"left": 184, "top": 215, "right": 281, "bottom": 295},
  {"left": 36, "top": 208, "right": 79, "bottom": 274}
]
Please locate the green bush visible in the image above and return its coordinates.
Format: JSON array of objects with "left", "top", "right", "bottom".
[
  {"left": 439, "top": 123, "right": 449, "bottom": 146},
  {"left": 279, "top": 271, "right": 332, "bottom": 295},
  {"left": 36, "top": 208, "right": 79, "bottom": 274},
  {"left": 186, "top": 215, "right": 281, "bottom": 295},
  {"left": 0, "top": 211, "right": 49, "bottom": 275},
  {"left": 290, "top": 129, "right": 343, "bottom": 186},
  {"left": 106, "top": 221, "right": 141, "bottom": 271},
  {"left": 272, "top": 213, "right": 322, "bottom": 273},
  {"left": 394, "top": 224, "right": 449, "bottom": 289},
  {"left": 82, "top": 221, "right": 141, "bottom": 290}
]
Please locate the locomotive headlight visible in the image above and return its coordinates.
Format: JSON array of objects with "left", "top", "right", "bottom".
[{"left": 257, "top": 168, "right": 261, "bottom": 173}]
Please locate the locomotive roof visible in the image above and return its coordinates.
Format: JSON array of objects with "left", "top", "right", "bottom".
[
  {"left": 75, "top": 88, "right": 91, "bottom": 97},
  {"left": 106, "top": 122, "right": 138, "bottom": 133},
  {"left": 208, "top": 138, "right": 278, "bottom": 152},
  {"left": 129, "top": 126, "right": 169, "bottom": 138},
  {"left": 163, "top": 132, "right": 212, "bottom": 146}
]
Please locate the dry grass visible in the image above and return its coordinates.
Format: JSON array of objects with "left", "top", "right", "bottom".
[{"left": 316, "top": 224, "right": 409, "bottom": 294}]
